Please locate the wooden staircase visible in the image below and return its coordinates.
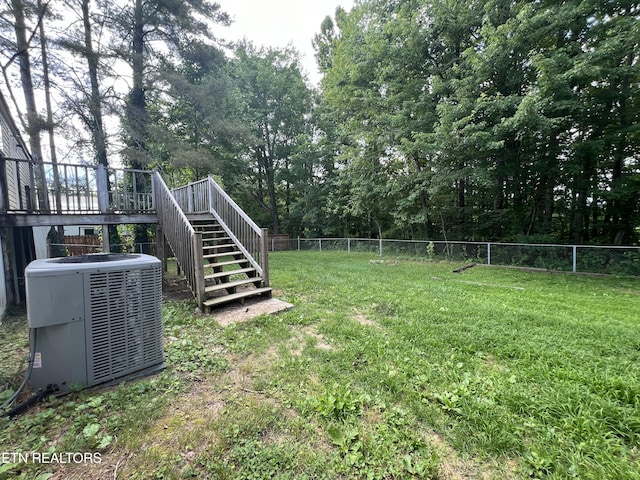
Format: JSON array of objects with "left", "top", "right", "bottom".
[
  {"left": 191, "top": 216, "right": 272, "bottom": 311},
  {"left": 155, "top": 173, "right": 272, "bottom": 313}
]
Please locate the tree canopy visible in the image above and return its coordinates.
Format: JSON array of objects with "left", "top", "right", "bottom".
[
  {"left": 315, "top": 0, "right": 639, "bottom": 244},
  {"left": 1, "top": 0, "right": 638, "bottom": 244}
]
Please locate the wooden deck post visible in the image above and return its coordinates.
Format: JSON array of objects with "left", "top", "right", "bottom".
[
  {"left": 102, "top": 226, "right": 110, "bottom": 253},
  {"left": 260, "top": 227, "right": 269, "bottom": 287},
  {"left": 156, "top": 225, "right": 165, "bottom": 270},
  {"left": 193, "top": 231, "right": 205, "bottom": 311},
  {"left": 96, "top": 164, "right": 109, "bottom": 213},
  {"left": 0, "top": 156, "right": 7, "bottom": 214},
  {"left": 187, "top": 184, "right": 194, "bottom": 214},
  {"left": 208, "top": 175, "right": 215, "bottom": 213},
  {"left": 99, "top": 165, "right": 110, "bottom": 253}
]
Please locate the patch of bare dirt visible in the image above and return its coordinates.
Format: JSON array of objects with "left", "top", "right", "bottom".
[
  {"left": 289, "top": 325, "right": 333, "bottom": 356},
  {"left": 49, "top": 338, "right": 285, "bottom": 479},
  {"left": 49, "top": 378, "right": 226, "bottom": 480},
  {"left": 426, "top": 432, "right": 518, "bottom": 480},
  {"left": 162, "top": 274, "right": 195, "bottom": 302},
  {"left": 214, "top": 297, "right": 294, "bottom": 326},
  {"left": 352, "top": 313, "right": 378, "bottom": 327}
]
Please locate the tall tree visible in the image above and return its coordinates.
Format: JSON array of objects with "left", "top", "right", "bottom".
[
  {"left": 315, "top": 0, "right": 639, "bottom": 244},
  {"left": 585, "top": 0, "right": 640, "bottom": 244},
  {"left": 106, "top": 0, "right": 229, "bottom": 249},
  {"left": 2, "top": 0, "right": 49, "bottom": 210},
  {"left": 230, "top": 43, "right": 312, "bottom": 234},
  {"left": 52, "top": 0, "right": 111, "bottom": 164},
  {"left": 147, "top": 39, "right": 244, "bottom": 184},
  {"left": 108, "top": 0, "right": 229, "bottom": 168},
  {"left": 55, "top": 0, "right": 124, "bottom": 249}
]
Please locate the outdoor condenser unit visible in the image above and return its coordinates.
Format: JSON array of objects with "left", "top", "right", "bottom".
[{"left": 25, "top": 253, "right": 164, "bottom": 393}]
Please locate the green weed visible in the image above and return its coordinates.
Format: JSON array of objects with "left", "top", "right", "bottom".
[
  {"left": 307, "top": 383, "right": 368, "bottom": 420},
  {"left": 1, "top": 251, "right": 639, "bottom": 479}
]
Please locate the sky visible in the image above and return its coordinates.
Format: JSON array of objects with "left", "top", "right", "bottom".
[{"left": 217, "top": 0, "right": 355, "bottom": 85}]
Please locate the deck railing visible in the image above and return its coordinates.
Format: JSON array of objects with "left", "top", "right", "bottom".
[
  {"left": 0, "top": 156, "right": 155, "bottom": 214},
  {"left": 172, "top": 177, "right": 269, "bottom": 286},
  {"left": 171, "top": 178, "right": 209, "bottom": 214},
  {"left": 154, "top": 172, "right": 204, "bottom": 308}
]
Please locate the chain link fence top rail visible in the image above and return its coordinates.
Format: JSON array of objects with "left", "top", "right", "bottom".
[{"left": 273, "top": 238, "right": 640, "bottom": 277}]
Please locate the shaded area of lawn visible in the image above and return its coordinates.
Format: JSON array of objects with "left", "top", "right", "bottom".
[{"left": 1, "top": 252, "right": 639, "bottom": 479}]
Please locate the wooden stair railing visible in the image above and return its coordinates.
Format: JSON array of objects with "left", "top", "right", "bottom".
[
  {"left": 164, "top": 174, "right": 271, "bottom": 311},
  {"left": 191, "top": 217, "right": 271, "bottom": 311},
  {"left": 208, "top": 176, "right": 269, "bottom": 287},
  {"left": 154, "top": 172, "right": 205, "bottom": 309},
  {"left": 171, "top": 176, "right": 269, "bottom": 288}
]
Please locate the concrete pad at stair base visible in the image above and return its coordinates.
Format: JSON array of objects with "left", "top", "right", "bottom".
[{"left": 214, "top": 297, "right": 294, "bottom": 326}]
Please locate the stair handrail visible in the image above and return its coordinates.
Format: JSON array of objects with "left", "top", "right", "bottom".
[
  {"left": 153, "top": 171, "right": 205, "bottom": 308},
  {"left": 207, "top": 176, "right": 269, "bottom": 286}
]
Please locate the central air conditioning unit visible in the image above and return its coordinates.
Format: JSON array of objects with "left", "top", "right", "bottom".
[{"left": 25, "top": 253, "right": 164, "bottom": 393}]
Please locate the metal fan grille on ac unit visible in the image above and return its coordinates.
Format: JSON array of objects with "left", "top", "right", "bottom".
[{"left": 87, "top": 265, "right": 163, "bottom": 385}]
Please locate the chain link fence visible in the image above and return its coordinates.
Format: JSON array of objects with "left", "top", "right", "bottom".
[
  {"left": 48, "top": 236, "right": 640, "bottom": 276},
  {"left": 275, "top": 238, "right": 640, "bottom": 277}
]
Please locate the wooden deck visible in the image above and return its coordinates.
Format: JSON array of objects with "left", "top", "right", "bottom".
[
  {"left": 0, "top": 157, "right": 156, "bottom": 225},
  {"left": 0, "top": 212, "right": 158, "bottom": 227},
  {"left": 0, "top": 157, "right": 271, "bottom": 310}
]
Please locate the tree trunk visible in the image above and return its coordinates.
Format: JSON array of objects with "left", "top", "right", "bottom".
[
  {"left": 260, "top": 123, "right": 280, "bottom": 234},
  {"left": 82, "top": 0, "right": 108, "bottom": 167},
  {"left": 11, "top": 0, "right": 49, "bottom": 211},
  {"left": 125, "top": 0, "right": 148, "bottom": 168},
  {"left": 80, "top": 0, "right": 121, "bottom": 250},
  {"left": 122, "top": 0, "right": 151, "bottom": 250},
  {"left": 37, "top": 0, "right": 65, "bottom": 244}
]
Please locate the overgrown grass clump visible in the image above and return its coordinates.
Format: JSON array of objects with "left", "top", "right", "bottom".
[{"left": 1, "top": 251, "right": 639, "bottom": 479}]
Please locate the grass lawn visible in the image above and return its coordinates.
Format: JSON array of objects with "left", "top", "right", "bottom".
[{"left": 1, "top": 251, "right": 639, "bottom": 479}]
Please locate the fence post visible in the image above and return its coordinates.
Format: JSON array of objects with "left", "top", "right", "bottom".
[
  {"left": 487, "top": 243, "right": 491, "bottom": 265},
  {"left": 379, "top": 238, "right": 383, "bottom": 257},
  {"left": 297, "top": 236, "right": 300, "bottom": 251},
  {"left": 348, "top": 238, "right": 351, "bottom": 254},
  {"left": 572, "top": 245, "right": 577, "bottom": 273},
  {"left": 319, "top": 239, "right": 322, "bottom": 252}
]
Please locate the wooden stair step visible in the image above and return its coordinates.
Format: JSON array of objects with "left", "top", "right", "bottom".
[
  {"left": 203, "top": 251, "right": 242, "bottom": 260},
  {"left": 191, "top": 220, "right": 220, "bottom": 228},
  {"left": 205, "top": 277, "right": 263, "bottom": 293},
  {"left": 203, "top": 259, "right": 247, "bottom": 268},
  {"left": 202, "top": 235, "right": 231, "bottom": 241},
  {"left": 201, "top": 235, "right": 229, "bottom": 241},
  {"left": 203, "top": 287, "right": 272, "bottom": 308},
  {"left": 199, "top": 232, "right": 227, "bottom": 238},
  {"left": 205, "top": 267, "right": 256, "bottom": 280},
  {"left": 203, "top": 243, "right": 237, "bottom": 251}
]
